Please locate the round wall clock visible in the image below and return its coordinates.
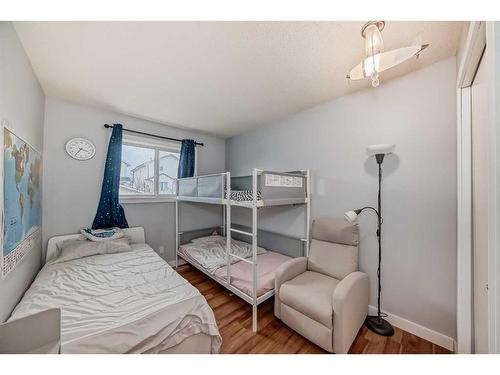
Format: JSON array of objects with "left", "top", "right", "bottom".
[{"left": 65, "top": 138, "right": 96, "bottom": 160}]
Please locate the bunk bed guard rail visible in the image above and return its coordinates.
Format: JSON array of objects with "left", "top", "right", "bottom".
[
  {"left": 176, "top": 170, "right": 307, "bottom": 204},
  {"left": 177, "top": 173, "right": 227, "bottom": 201}
]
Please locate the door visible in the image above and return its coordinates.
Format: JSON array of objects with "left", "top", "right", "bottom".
[{"left": 471, "top": 49, "right": 489, "bottom": 353}]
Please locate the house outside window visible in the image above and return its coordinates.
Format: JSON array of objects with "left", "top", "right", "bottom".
[{"left": 119, "top": 136, "right": 182, "bottom": 200}]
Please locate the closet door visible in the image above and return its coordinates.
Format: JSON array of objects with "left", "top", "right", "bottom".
[{"left": 471, "top": 49, "right": 489, "bottom": 354}]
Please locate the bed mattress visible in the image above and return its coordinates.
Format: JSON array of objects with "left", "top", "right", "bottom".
[
  {"left": 178, "top": 235, "right": 266, "bottom": 274},
  {"left": 214, "top": 251, "right": 291, "bottom": 297},
  {"left": 9, "top": 243, "right": 221, "bottom": 354}
]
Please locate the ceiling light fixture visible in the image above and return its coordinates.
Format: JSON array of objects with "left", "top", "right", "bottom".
[{"left": 347, "top": 21, "right": 429, "bottom": 88}]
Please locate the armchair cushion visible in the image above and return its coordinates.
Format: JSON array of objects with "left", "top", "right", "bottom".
[
  {"left": 312, "top": 218, "right": 359, "bottom": 246},
  {"left": 279, "top": 271, "right": 339, "bottom": 328},
  {"left": 308, "top": 239, "right": 358, "bottom": 280}
]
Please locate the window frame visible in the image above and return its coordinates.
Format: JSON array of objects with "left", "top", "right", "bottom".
[{"left": 119, "top": 136, "right": 182, "bottom": 204}]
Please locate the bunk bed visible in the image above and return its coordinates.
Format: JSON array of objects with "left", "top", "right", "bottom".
[{"left": 176, "top": 169, "right": 311, "bottom": 332}]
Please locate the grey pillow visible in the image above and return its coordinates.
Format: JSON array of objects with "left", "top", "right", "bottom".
[{"left": 52, "top": 237, "right": 132, "bottom": 264}]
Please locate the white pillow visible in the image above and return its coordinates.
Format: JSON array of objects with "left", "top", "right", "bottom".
[
  {"left": 80, "top": 227, "right": 125, "bottom": 242},
  {"left": 191, "top": 234, "right": 225, "bottom": 244},
  {"left": 190, "top": 234, "right": 267, "bottom": 254},
  {"left": 52, "top": 237, "right": 132, "bottom": 264}
]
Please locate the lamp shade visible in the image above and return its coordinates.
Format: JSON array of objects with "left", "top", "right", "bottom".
[
  {"left": 366, "top": 144, "right": 395, "bottom": 156},
  {"left": 344, "top": 210, "right": 358, "bottom": 223}
]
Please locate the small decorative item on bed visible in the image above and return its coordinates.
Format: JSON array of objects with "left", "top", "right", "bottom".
[{"left": 80, "top": 227, "right": 125, "bottom": 242}]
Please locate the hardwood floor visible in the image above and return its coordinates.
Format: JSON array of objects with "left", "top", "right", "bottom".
[{"left": 177, "top": 264, "right": 452, "bottom": 354}]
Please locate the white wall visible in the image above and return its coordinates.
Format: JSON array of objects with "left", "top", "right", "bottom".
[
  {"left": 43, "top": 97, "right": 226, "bottom": 262},
  {"left": 0, "top": 22, "right": 45, "bottom": 322},
  {"left": 226, "top": 57, "right": 458, "bottom": 340},
  {"left": 485, "top": 21, "right": 500, "bottom": 354}
]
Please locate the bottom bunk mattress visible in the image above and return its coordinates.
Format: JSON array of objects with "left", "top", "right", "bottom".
[
  {"left": 214, "top": 251, "right": 292, "bottom": 297},
  {"left": 178, "top": 234, "right": 267, "bottom": 274},
  {"left": 9, "top": 243, "right": 221, "bottom": 354}
]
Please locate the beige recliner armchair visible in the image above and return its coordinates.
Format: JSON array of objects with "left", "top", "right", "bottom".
[{"left": 274, "top": 217, "right": 369, "bottom": 353}]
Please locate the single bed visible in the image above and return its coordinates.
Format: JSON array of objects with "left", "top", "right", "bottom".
[
  {"left": 8, "top": 227, "right": 221, "bottom": 354},
  {"left": 178, "top": 234, "right": 291, "bottom": 298}
]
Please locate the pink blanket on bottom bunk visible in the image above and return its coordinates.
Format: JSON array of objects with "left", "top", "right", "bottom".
[{"left": 214, "top": 251, "right": 292, "bottom": 297}]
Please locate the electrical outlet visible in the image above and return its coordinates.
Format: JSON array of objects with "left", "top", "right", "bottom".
[{"left": 159, "top": 246, "right": 165, "bottom": 254}]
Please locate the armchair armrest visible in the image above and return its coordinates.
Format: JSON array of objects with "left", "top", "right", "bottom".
[
  {"left": 274, "top": 257, "right": 308, "bottom": 319},
  {"left": 331, "top": 271, "right": 369, "bottom": 354}
]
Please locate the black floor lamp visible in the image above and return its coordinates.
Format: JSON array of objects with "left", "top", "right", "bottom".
[{"left": 344, "top": 144, "right": 395, "bottom": 337}]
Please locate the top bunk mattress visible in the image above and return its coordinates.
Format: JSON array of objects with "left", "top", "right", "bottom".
[
  {"left": 9, "top": 243, "right": 221, "bottom": 354},
  {"left": 178, "top": 235, "right": 266, "bottom": 274}
]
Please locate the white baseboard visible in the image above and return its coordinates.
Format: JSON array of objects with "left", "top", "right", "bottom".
[{"left": 368, "top": 305, "right": 456, "bottom": 352}]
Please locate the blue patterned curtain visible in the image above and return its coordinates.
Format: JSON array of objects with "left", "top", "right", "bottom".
[
  {"left": 92, "top": 124, "right": 129, "bottom": 229},
  {"left": 177, "top": 139, "right": 195, "bottom": 178}
]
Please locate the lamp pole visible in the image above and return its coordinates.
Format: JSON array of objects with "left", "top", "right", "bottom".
[
  {"left": 345, "top": 145, "right": 395, "bottom": 336},
  {"left": 367, "top": 153, "right": 394, "bottom": 336}
]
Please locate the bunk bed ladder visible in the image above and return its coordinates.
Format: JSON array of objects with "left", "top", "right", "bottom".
[
  {"left": 251, "top": 168, "right": 259, "bottom": 332},
  {"left": 305, "top": 169, "right": 311, "bottom": 257},
  {"left": 226, "top": 172, "right": 232, "bottom": 289},
  {"left": 175, "top": 180, "right": 179, "bottom": 268},
  {"left": 226, "top": 169, "right": 260, "bottom": 333}
]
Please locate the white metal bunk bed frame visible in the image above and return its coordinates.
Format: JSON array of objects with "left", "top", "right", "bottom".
[{"left": 175, "top": 168, "right": 311, "bottom": 332}]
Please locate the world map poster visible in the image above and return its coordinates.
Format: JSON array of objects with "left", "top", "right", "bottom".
[{"left": 2, "top": 127, "right": 42, "bottom": 278}]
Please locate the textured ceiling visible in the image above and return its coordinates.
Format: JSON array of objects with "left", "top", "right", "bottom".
[{"left": 14, "top": 21, "right": 464, "bottom": 137}]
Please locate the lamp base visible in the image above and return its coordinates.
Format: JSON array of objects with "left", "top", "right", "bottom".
[{"left": 365, "top": 316, "right": 394, "bottom": 336}]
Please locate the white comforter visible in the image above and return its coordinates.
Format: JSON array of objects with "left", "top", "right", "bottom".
[{"left": 9, "top": 244, "right": 221, "bottom": 354}]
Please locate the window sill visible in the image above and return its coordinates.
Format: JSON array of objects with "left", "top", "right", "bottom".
[{"left": 120, "top": 196, "right": 176, "bottom": 204}]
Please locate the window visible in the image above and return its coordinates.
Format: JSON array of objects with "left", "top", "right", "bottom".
[
  {"left": 158, "top": 150, "right": 179, "bottom": 195},
  {"left": 119, "top": 137, "right": 180, "bottom": 199}
]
